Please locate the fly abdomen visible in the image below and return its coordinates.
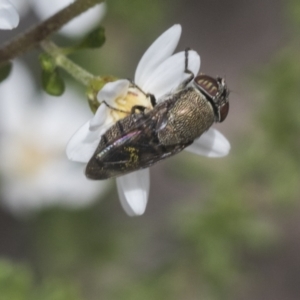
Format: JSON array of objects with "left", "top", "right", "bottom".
[{"left": 158, "top": 88, "right": 214, "bottom": 145}]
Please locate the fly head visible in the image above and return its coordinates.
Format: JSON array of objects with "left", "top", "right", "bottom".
[{"left": 193, "top": 74, "right": 229, "bottom": 122}]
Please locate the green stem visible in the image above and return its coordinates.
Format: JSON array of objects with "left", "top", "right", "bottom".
[
  {"left": 0, "top": 0, "right": 103, "bottom": 66},
  {"left": 40, "top": 40, "right": 94, "bottom": 86}
]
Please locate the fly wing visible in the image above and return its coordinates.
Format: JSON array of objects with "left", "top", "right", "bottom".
[
  {"left": 85, "top": 104, "right": 191, "bottom": 180},
  {"left": 86, "top": 129, "right": 189, "bottom": 179}
]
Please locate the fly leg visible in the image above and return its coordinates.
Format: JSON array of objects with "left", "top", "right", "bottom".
[
  {"left": 130, "top": 105, "right": 147, "bottom": 114},
  {"left": 129, "top": 81, "right": 157, "bottom": 107},
  {"left": 177, "top": 48, "right": 195, "bottom": 90},
  {"left": 102, "top": 98, "right": 149, "bottom": 116},
  {"left": 104, "top": 102, "right": 147, "bottom": 115},
  {"left": 101, "top": 100, "right": 130, "bottom": 114}
]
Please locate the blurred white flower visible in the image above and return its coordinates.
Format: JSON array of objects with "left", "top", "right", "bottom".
[
  {"left": 67, "top": 25, "right": 230, "bottom": 217},
  {"left": 0, "top": 61, "right": 109, "bottom": 215},
  {"left": 31, "top": 0, "right": 106, "bottom": 38},
  {"left": 8, "top": 0, "right": 30, "bottom": 17},
  {"left": 0, "top": 0, "right": 19, "bottom": 29}
]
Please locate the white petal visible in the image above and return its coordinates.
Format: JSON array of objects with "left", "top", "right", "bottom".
[
  {"left": 142, "top": 50, "right": 200, "bottom": 100},
  {"left": 66, "top": 120, "right": 101, "bottom": 163},
  {"left": 96, "top": 79, "right": 130, "bottom": 104},
  {"left": 0, "top": 0, "right": 19, "bottom": 29},
  {"left": 89, "top": 104, "right": 108, "bottom": 131},
  {"left": 135, "top": 24, "right": 182, "bottom": 87},
  {"left": 90, "top": 80, "right": 130, "bottom": 130},
  {"left": 31, "top": 0, "right": 106, "bottom": 37},
  {"left": 185, "top": 128, "right": 231, "bottom": 157},
  {"left": 67, "top": 80, "right": 130, "bottom": 162},
  {"left": 116, "top": 168, "right": 150, "bottom": 216}
]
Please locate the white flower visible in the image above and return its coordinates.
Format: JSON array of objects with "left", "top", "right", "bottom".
[
  {"left": 66, "top": 24, "right": 231, "bottom": 217},
  {"left": 8, "top": 0, "right": 30, "bottom": 17},
  {"left": 0, "top": 0, "right": 19, "bottom": 29},
  {"left": 31, "top": 0, "right": 106, "bottom": 38},
  {"left": 0, "top": 61, "right": 109, "bottom": 215}
]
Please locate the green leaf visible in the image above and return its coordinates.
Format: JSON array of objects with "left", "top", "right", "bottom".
[
  {"left": 0, "top": 62, "right": 12, "bottom": 83},
  {"left": 39, "top": 53, "right": 56, "bottom": 73},
  {"left": 77, "top": 26, "right": 106, "bottom": 49},
  {"left": 42, "top": 69, "right": 65, "bottom": 96}
]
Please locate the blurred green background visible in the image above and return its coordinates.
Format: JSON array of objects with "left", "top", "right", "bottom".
[{"left": 1, "top": 0, "right": 300, "bottom": 299}]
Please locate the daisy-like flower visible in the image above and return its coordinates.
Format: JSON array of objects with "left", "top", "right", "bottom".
[
  {"left": 0, "top": 61, "right": 108, "bottom": 215},
  {"left": 0, "top": 0, "right": 19, "bottom": 29},
  {"left": 31, "top": 0, "right": 106, "bottom": 38},
  {"left": 67, "top": 24, "right": 230, "bottom": 217}
]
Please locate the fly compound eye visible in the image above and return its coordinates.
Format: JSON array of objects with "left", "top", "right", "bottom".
[
  {"left": 194, "top": 74, "right": 229, "bottom": 123},
  {"left": 194, "top": 75, "right": 219, "bottom": 99},
  {"left": 218, "top": 101, "right": 229, "bottom": 122}
]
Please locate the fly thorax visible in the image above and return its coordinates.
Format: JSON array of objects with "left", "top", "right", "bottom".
[{"left": 158, "top": 88, "right": 215, "bottom": 145}]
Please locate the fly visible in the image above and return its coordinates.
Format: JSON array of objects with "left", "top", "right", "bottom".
[{"left": 86, "top": 49, "right": 229, "bottom": 179}]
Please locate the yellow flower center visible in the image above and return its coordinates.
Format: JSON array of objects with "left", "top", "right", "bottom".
[{"left": 109, "top": 87, "right": 153, "bottom": 123}]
